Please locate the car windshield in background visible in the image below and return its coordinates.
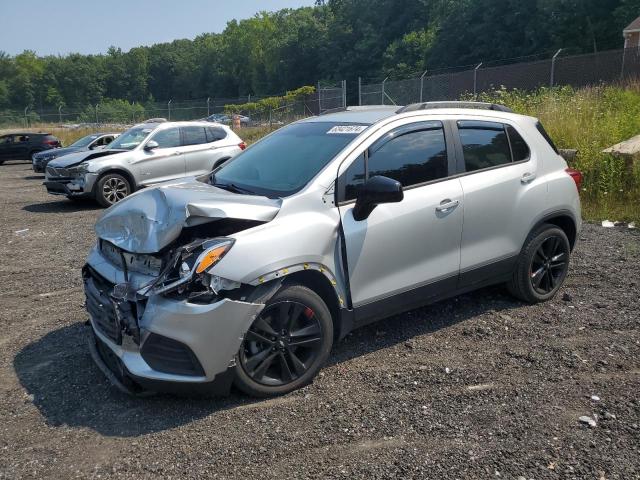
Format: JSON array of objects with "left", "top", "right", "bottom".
[
  {"left": 213, "top": 122, "right": 367, "bottom": 197},
  {"left": 69, "top": 134, "right": 98, "bottom": 148},
  {"left": 107, "top": 127, "right": 152, "bottom": 151}
]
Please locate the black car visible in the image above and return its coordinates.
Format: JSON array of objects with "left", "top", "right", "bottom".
[
  {"left": 32, "top": 132, "right": 119, "bottom": 173},
  {"left": 0, "top": 132, "right": 61, "bottom": 165}
]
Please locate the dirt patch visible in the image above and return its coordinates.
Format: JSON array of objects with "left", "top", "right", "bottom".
[{"left": 0, "top": 161, "right": 639, "bottom": 479}]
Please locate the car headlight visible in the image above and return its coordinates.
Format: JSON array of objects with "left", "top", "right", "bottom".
[
  {"left": 148, "top": 238, "right": 234, "bottom": 298},
  {"left": 67, "top": 163, "right": 89, "bottom": 177}
]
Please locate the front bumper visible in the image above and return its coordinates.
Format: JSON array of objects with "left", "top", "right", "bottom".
[
  {"left": 83, "top": 256, "right": 264, "bottom": 394},
  {"left": 44, "top": 173, "right": 97, "bottom": 197}
]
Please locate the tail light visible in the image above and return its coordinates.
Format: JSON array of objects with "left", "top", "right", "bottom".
[
  {"left": 43, "top": 138, "right": 60, "bottom": 146},
  {"left": 565, "top": 167, "right": 583, "bottom": 190},
  {"left": 238, "top": 141, "right": 247, "bottom": 150}
]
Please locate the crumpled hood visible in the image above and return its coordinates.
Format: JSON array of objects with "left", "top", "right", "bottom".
[
  {"left": 48, "top": 149, "right": 126, "bottom": 168},
  {"left": 95, "top": 178, "right": 282, "bottom": 253}
]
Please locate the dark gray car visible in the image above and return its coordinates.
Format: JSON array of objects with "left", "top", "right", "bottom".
[{"left": 32, "top": 133, "right": 119, "bottom": 173}]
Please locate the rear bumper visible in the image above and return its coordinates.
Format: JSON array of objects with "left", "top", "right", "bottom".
[{"left": 83, "top": 263, "right": 265, "bottom": 395}]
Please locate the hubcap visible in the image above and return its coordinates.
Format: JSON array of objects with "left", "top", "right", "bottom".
[
  {"left": 530, "top": 235, "right": 568, "bottom": 294},
  {"left": 239, "top": 301, "right": 323, "bottom": 386},
  {"left": 102, "top": 177, "right": 128, "bottom": 204}
]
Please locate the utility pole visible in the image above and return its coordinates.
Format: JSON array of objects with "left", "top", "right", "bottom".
[
  {"left": 550, "top": 49, "right": 563, "bottom": 88},
  {"left": 419, "top": 69, "right": 428, "bottom": 103}
]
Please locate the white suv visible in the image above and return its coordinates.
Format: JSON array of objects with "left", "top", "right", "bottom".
[
  {"left": 44, "top": 121, "right": 245, "bottom": 206},
  {"left": 83, "top": 102, "right": 582, "bottom": 397}
]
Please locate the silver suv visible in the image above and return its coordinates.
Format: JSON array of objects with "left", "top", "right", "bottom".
[
  {"left": 44, "top": 121, "right": 244, "bottom": 206},
  {"left": 83, "top": 102, "right": 582, "bottom": 397}
]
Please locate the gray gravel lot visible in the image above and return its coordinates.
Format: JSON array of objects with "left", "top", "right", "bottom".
[{"left": 0, "top": 159, "right": 639, "bottom": 479}]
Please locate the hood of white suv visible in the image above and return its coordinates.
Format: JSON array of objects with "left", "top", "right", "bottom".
[{"left": 95, "top": 178, "right": 282, "bottom": 253}]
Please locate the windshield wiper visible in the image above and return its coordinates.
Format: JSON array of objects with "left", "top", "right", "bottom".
[{"left": 212, "top": 181, "right": 256, "bottom": 195}]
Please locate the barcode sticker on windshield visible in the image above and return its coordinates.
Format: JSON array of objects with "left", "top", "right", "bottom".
[{"left": 327, "top": 125, "right": 367, "bottom": 134}]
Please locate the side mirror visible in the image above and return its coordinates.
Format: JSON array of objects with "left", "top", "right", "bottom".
[
  {"left": 353, "top": 175, "right": 403, "bottom": 221},
  {"left": 144, "top": 140, "right": 159, "bottom": 151}
]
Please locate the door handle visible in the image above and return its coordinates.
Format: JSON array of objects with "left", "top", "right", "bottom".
[
  {"left": 436, "top": 199, "right": 459, "bottom": 212},
  {"left": 521, "top": 172, "right": 536, "bottom": 184}
]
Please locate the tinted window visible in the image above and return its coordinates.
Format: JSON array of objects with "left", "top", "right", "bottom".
[
  {"left": 206, "top": 127, "right": 227, "bottom": 142},
  {"left": 341, "top": 154, "right": 366, "bottom": 201},
  {"left": 214, "top": 122, "right": 364, "bottom": 197},
  {"left": 368, "top": 124, "right": 448, "bottom": 187},
  {"left": 507, "top": 126, "right": 530, "bottom": 161},
  {"left": 152, "top": 128, "right": 181, "bottom": 148},
  {"left": 458, "top": 121, "right": 511, "bottom": 172},
  {"left": 182, "top": 126, "right": 207, "bottom": 146}
]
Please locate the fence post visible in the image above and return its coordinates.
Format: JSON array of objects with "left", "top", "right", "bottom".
[
  {"left": 206, "top": 97, "right": 210, "bottom": 117},
  {"left": 621, "top": 48, "right": 627, "bottom": 79},
  {"left": 167, "top": 99, "right": 172, "bottom": 120},
  {"left": 381, "top": 77, "right": 389, "bottom": 105},
  {"left": 317, "top": 81, "right": 321, "bottom": 114},
  {"left": 24, "top": 106, "right": 29, "bottom": 128},
  {"left": 94, "top": 104, "right": 99, "bottom": 131},
  {"left": 550, "top": 49, "right": 563, "bottom": 88},
  {"left": 473, "top": 63, "right": 483, "bottom": 97},
  {"left": 419, "top": 69, "right": 428, "bottom": 103},
  {"left": 342, "top": 80, "right": 347, "bottom": 108},
  {"left": 358, "top": 77, "right": 362, "bottom": 106},
  {"left": 58, "top": 104, "right": 63, "bottom": 124}
]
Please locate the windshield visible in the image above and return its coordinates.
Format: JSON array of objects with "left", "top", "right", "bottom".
[
  {"left": 107, "top": 127, "right": 153, "bottom": 151},
  {"left": 70, "top": 134, "right": 99, "bottom": 148},
  {"left": 213, "top": 122, "right": 367, "bottom": 197}
]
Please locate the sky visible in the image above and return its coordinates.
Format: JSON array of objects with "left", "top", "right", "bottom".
[{"left": 0, "top": 0, "right": 317, "bottom": 56}]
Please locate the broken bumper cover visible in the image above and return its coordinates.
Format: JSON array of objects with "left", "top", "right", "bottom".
[
  {"left": 84, "top": 267, "right": 264, "bottom": 395},
  {"left": 44, "top": 173, "right": 97, "bottom": 197}
]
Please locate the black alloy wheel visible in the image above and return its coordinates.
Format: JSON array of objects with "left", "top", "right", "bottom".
[
  {"left": 234, "top": 284, "right": 333, "bottom": 397},
  {"left": 530, "top": 235, "right": 569, "bottom": 295},
  {"left": 240, "top": 301, "right": 323, "bottom": 386}
]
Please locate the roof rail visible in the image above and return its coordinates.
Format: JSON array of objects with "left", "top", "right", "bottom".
[{"left": 396, "top": 101, "right": 514, "bottom": 114}]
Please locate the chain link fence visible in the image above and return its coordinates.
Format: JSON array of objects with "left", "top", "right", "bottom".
[
  {"left": 359, "top": 47, "right": 640, "bottom": 106},
  {"left": 0, "top": 82, "right": 347, "bottom": 130}
]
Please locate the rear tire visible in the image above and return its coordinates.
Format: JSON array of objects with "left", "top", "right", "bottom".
[
  {"left": 233, "top": 284, "right": 333, "bottom": 397},
  {"left": 507, "top": 224, "right": 571, "bottom": 303},
  {"left": 95, "top": 173, "right": 131, "bottom": 207}
]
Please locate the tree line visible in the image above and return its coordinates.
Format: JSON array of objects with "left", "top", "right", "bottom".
[{"left": 1, "top": 0, "right": 638, "bottom": 112}]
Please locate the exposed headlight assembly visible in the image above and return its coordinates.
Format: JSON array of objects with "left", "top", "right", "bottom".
[
  {"left": 67, "top": 162, "right": 89, "bottom": 176},
  {"left": 146, "top": 238, "right": 235, "bottom": 299}
]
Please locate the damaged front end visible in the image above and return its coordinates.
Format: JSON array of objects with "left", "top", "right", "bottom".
[{"left": 84, "top": 179, "right": 282, "bottom": 396}]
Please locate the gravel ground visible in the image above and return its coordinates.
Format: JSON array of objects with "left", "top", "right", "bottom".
[{"left": 0, "top": 160, "right": 639, "bottom": 480}]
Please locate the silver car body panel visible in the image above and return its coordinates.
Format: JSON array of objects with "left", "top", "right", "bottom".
[
  {"left": 85, "top": 107, "right": 582, "bottom": 387},
  {"left": 45, "top": 121, "right": 243, "bottom": 198}
]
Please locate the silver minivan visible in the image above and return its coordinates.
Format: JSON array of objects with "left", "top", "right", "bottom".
[
  {"left": 83, "top": 103, "right": 582, "bottom": 397},
  {"left": 45, "top": 121, "right": 245, "bottom": 206}
]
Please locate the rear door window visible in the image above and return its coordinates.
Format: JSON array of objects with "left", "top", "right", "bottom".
[
  {"left": 457, "top": 121, "right": 512, "bottom": 172},
  {"left": 182, "top": 126, "right": 208, "bottom": 146}
]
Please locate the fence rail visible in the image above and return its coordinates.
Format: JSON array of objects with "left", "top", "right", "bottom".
[{"left": 359, "top": 47, "right": 640, "bottom": 106}]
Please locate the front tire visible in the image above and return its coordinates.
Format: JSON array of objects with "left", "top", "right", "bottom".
[
  {"left": 234, "top": 284, "right": 333, "bottom": 397},
  {"left": 95, "top": 173, "right": 131, "bottom": 207},
  {"left": 508, "top": 224, "right": 571, "bottom": 303}
]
